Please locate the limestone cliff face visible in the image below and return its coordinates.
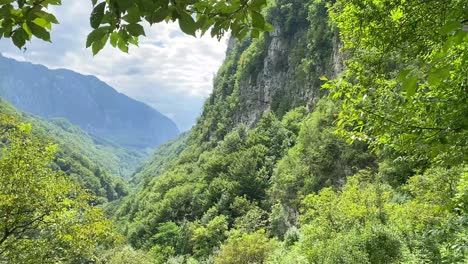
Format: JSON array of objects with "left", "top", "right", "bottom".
[
  {"left": 228, "top": 0, "right": 342, "bottom": 128},
  {"left": 190, "top": 0, "right": 341, "bottom": 146}
]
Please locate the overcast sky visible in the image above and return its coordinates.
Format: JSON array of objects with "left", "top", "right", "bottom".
[{"left": 0, "top": 2, "right": 228, "bottom": 131}]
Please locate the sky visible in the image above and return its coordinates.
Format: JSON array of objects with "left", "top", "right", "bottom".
[{"left": 0, "top": 2, "right": 228, "bottom": 131}]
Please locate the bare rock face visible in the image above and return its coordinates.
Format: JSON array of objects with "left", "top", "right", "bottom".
[{"left": 231, "top": 18, "right": 342, "bottom": 128}]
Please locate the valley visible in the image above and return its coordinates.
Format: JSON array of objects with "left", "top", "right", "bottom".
[{"left": 0, "top": 0, "right": 466, "bottom": 263}]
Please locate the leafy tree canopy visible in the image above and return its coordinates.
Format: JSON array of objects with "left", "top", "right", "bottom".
[
  {"left": 326, "top": 0, "right": 468, "bottom": 165},
  {"left": 0, "top": 0, "right": 272, "bottom": 54},
  {"left": 0, "top": 115, "right": 117, "bottom": 262}
]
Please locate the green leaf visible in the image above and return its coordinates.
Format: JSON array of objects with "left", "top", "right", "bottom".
[
  {"left": 32, "top": 18, "right": 51, "bottom": 30},
  {"left": 92, "top": 33, "right": 108, "bottom": 55},
  {"left": 390, "top": 7, "right": 403, "bottom": 21},
  {"left": 402, "top": 76, "right": 418, "bottom": 97},
  {"left": 264, "top": 22, "right": 274, "bottom": 32},
  {"left": 441, "top": 20, "right": 460, "bottom": 35},
  {"left": 90, "top": 2, "right": 106, "bottom": 29},
  {"left": 128, "top": 36, "right": 138, "bottom": 46},
  {"left": 178, "top": 11, "right": 197, "bottom": 37},
  {"left": 123, "top": 6, "right": 141, "bottom": 24},
  {"left": 12, "top": 28, "right": 27, "bottom": 48},
  {"left": 250, "top": 0, "right": 267, "bottom": 10},
  {"left": 428, "top": 66, "right": 451, "bottom": 86},
  {"left": 28, "top": 22, "right": 50, "bottom": 42},
  {"left": 117, "top": 0, "right": 133, "bottom": 10},
  {"left": 250, "top": 28, "right": 259, "bottom": 38},
  {"left": 251, "top": 11, "right": 265, "bottom": 30},
  {"left": 34, "top": 10, "right": 59, "bottom": 24},
  {"left": 150, "top": 7, "right": 170, "bottom": 24},
  {"left": 196, "top": 15, "right": 208, "bottom": 29},
  {"left": 110, "top": 32, "right": 119, "bottom": 47},
  {"left": 126, "top": 23, "right": 145, "bottom": 37},
  {"left": 21, "top": 22, "right": 32, "bottom": 38},
  {"left": 117, "top": 39, "right": 129, "bottom": 53},
  {"left": 397, "top": 68, "right": 411, "bottom": 82},
  {"left": 86, "top": 27, "right": 109, "bottom": 48}
]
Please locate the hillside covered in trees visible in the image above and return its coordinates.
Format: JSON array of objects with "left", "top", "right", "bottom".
[
  {"left": 109, "top": 0, "right": 467, "bottom": 263},
  {"left": 0, "top": 0, "right": 466, "bottom": 263},
  {"left": 0, "top": 54, "right": 179, "bottom": 150}
]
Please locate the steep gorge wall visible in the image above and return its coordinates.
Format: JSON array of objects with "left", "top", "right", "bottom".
[{"left": 193, "top": 0, "right": 342, "bottom": 146}]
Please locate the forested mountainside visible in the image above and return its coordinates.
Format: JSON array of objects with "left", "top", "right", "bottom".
[
  {"left": 0, "top": 98, "right": 128, "bottom": 202},
  {"left": 0, "top": 54, "right": 179, "bottom": 150},
  {"left": 109, "top": 0, "right": 467, "bottom": 263},
  {"left": 0, "top": 96, "right": 145, "bottom": 179},
  {"left": 130, "top": 132, "right": 189, "bottom": 187},
  {"left": 1, "top": 0, "right": 466, "bottom": 263}
]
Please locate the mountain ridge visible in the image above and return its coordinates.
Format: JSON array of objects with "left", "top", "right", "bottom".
[{"left": 0, "top": 54, "right": 179, "bottom": 150}]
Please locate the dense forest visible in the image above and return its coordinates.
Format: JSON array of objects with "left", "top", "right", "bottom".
[{"left": 0, "top": 0, "right": 467, "bottom": 263}]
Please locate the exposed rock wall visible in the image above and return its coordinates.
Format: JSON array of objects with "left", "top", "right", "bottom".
[
  {"left": 230, "top": 1, "right": 342, "bottom": 128},
  {"left": 191, "top": 0, "right": 340, "bottom": 147}
]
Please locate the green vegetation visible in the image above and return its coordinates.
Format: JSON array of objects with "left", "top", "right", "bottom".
[
  {"left": 110, "top": 0, "right": 467, "bottom": 262},
  {"left": 0, "top": 98, "right": 129, "bottom": 203},
  {"left": 0, "top": 0, "right": 272, "bottom": 54},
  {"left": 0, "top": 115, "right": 117, "bottom": 263},
  {"left": 327, "top": 0, "right": 468, "bottom": 166},
  {"left": 1, "top": 0, "right": 467, "bottom": 263},
  {"left": 37, "top": 117, "right": 147, "bottom": 180},
  {"left": 130, "top": 132, "right": 189, "bottom": 187}
]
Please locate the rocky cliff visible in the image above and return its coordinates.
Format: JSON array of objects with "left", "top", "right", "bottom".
[
  {"left": 192, "top": 0, "right": 341, "bottom": 146},
  {"left": 234, "top": 1, "right": 342, "bottom": 126}
]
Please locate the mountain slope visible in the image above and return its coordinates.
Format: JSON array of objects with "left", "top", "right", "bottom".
[
  {"left": 0, "top": 54, "right": 179, "bottom": 150},
  {"left": 0, "top": 96, "right": 145, "bottom": 179},
  {"left": 110, "top": 0, "right": 466, "bottom": 263},
  {"left": 0, "top": 98, "right": 128, "bottom": 202},
  {"left": 113, "top": 0, "right": 360, "bottom": 252}
]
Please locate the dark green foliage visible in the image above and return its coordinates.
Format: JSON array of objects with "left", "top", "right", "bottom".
[
  {"left": 0, "top": 0, "right": 272, "bottom": 54},
  {"left": 328, "top": 0, "right": 468, "bottom": 166},
  {"left": 270, "top": 99, "right": 375, "bottom": 210},
  {"left": 114, "top": 108, "right": 305, "bottom": 261},
  {"left": 130, "top": 132, "right": 189, "bottom": 187}
]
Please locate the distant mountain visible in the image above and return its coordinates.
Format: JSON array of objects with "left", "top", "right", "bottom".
[
  {"left": 0, "top": 97, "right": 147, "bottom": 180},
  {"left": 0, "top": 54, "right": 179, "bottom": 149},
  {"left": 0, "top": 98, "right": 129, "bottom": 202}
]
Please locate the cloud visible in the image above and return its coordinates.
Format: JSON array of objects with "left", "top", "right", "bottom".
[{"left": 0, "top": 2, "right": 227, "bottom": 131}]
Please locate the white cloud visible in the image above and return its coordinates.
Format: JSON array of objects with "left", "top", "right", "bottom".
[{"left": 0, "top": 2, "right": 227, "bottom": 131}]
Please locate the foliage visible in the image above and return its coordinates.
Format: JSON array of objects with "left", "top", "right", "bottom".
[
  {"left": 113, "top": 107, "right": 304, "bottom": 260},
  {"left": 130, "top": 132, "right": 188, "bottom": 187},
  {"left": 2, "top": 0, "right": 466, "bottom": 262},
  {"left": 0, "top": 115, "right": 117, "bottom": 263},
  {"left": 111, "top": 0, "right": 467, "bottom": 262},
  {"left": 0, "top": 0, "right": 273, "bottom": 54},
  {"left": 292, "top": 165, "right": 468, "bottom": 263},
  {"left": 97, "top": 246, "right": 154, "bottom": 264},
  {"left": 0, "top": 98, "right": 129, "bottom": 202},
  {"left": 269, "top": 99, "right": 374, "bottom": 237},
  {"left": 109, "top": 0, "right": 467, "bottom": 262},
  {"left": 327, "top": 0, "right": 468, "bottom": 165},
  {"left": 214, "top": 229, "right": 278, "bottom": 264}
]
